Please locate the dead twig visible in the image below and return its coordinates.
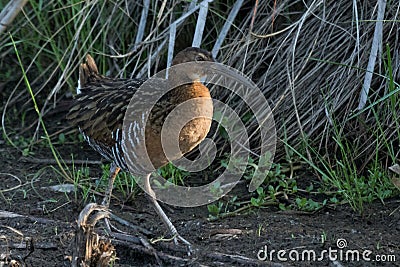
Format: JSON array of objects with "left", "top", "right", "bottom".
[
  {"left": 207, "top": 251, "right": 284, "bottom": 266},
  {"left": 0, "top": 0, "right": 29, "bottom": 34},
  {"left": 20, "top": 157, "right": 102, "bottom": 166},
  {"left": 357, "top": 0, "right": 386, "bottom": 110},
  {"left": 0, "top": 210, "right": 70, "bottom": 225}
]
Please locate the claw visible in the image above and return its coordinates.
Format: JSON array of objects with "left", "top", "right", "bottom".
[
  {"left": 144, "top": 173, "right": 193, "bottom": 255},
  {"left": 174, "top": 234, "right": 192, "bottom": 255}
]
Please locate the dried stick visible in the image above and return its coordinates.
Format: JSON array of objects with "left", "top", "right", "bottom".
[
  {"left": 212, "top": 0, "right": 244, "bottom": 58},
  {"left": 192, "top": 0, "right": 209, "bottom": 47},
  {"left": 357, "top": 0, "right": 386, "bottom": 110},
  {"left": 0, "top": 0, "right": 28, "bottom": 34}
]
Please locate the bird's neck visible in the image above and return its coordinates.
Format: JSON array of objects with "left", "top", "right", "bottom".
[{"left": 170, "top": 82, "right": 211, "bottom": 104}]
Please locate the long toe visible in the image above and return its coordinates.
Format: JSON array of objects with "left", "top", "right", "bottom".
[
  {"left": 174, "top": 234, "right": 192, "bottom": 255},
  {"left": 107, "top": 213, "right": 152, "bottom": 236}
]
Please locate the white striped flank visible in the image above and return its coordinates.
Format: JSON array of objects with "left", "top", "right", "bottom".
[{"left": 76, "top": 79, "right": 81, "bottom": 94}]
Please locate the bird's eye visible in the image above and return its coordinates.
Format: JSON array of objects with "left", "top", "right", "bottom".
[{"left": 195, "top": 55, "right": 205, "bottom": 62}]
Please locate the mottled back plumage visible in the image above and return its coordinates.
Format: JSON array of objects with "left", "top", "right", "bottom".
[{"left": 68, "top": 55, "right": 144, "bottom": 168}]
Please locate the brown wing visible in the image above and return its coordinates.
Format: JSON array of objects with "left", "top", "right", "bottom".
[{"left": 67, "top": 86, "right": 138, "bottom": 147}]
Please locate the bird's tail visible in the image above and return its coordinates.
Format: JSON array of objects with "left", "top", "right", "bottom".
[{"left": 77, "top": 54, "right": 98, "bottom": 94}]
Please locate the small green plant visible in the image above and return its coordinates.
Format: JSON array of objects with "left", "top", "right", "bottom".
[
  {"left": 250, "top": 187, "right": 266, "bottom": 207},
  {"left": 210, "top": 180, "right": 223, "bottom": 197},
  {"left": 207, "top": 195, "right": 242, "bottom": 220},
  {"left": 295, "top": 197, "right": 326, "bottom": 211},
  {"left": 70, "top": 160, "right": 91, "bottom": 203},
  {"left": 263, "top": 164, "right": 298, "bottom": 202},
  {"left": 158, "top": 163, "right": 189, "bottom": 186},
  {"left": 58, "top": 133, "right": 66, "bottom": 145},
  {"left": 207, "top": 201, "right": 224, "bottom": 218},
  {"left": 42, "top": 158, "right": 87, "bottom": 205},
  {"left": 219, "top": 154, "right": 261, "bottom": 179}
]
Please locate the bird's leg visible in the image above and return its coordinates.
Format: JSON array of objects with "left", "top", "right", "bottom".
[
  {"left": 144, "top": 173, "right": 192, "bottom": 253},
  {"left": 99, "top": 163, "right": 151, "bottom": 236},
  {"left": 101, "top": 162, "right": 120, "bottom": 207}
]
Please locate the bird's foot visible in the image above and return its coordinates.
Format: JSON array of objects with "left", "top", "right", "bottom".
[
  {"left": 106, "top": 213, "right": 152, "bottom": 236},
  {"left": 151, "top": 232, "right": 193, "bottom": 255},
  {"left": 174, "top": 234, "right": 192, "bottom": 255},
  {"left": 144, "top": 190, "right": 193, "bottom": 255}
]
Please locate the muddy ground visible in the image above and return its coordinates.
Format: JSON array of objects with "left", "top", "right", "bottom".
[{"left": 0, "top": 141, "right": 399, "bottom": 267}]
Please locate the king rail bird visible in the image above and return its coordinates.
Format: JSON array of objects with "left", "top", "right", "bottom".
[{"left": 67, "top": 47, "right": 215, "bottom": 251}]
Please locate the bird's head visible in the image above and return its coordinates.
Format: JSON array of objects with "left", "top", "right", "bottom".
[
  {"left": 171, "top": 47, "right": 215, "bottom": 65},
  {"left": 170, "top": 47, "right": 215, "bottom": 82}
]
